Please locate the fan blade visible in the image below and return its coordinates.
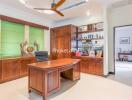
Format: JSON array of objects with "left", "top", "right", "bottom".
[
  {"left": 60, "top": 1, "right": 86, "bottom": 11},
  {"left": 52, "top": 0, "right": 65, "bottom": 9},
  {"left": 34, "top": 8, "right": 50, "bottom": 10},
  {"left": 53, "top": 9, "right": 64, "bottom": 16}
]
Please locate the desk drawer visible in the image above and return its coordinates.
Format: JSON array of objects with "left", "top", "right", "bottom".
[{"left": 60, "top": 64, "right": 73, "bottom": 72}]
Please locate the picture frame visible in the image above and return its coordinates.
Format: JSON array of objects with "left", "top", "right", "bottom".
[{"left": 120, "top": 37, "right": 130, "bottom": 44}]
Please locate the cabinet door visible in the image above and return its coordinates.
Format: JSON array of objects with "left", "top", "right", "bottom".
[
  {"left": 56, "top": 28, "right": 65, "bottom": 59},
  {"left": 89, "top": 59, "right": 96, "bottom": 74},
  {"left": 50, "top": 29, "right": 57, "bottom": 60},
  {"left": 80, "top": 61, "right": 89, "bottom": 73},
  {"left": 96, "top": 60, "right": 103, "bottom": 76},
  {"left": 63, "top": 26, "right": 71, "bottom": 58},
  {"left": 2, "top": 59, "right": 20, "bottom": 81},
  {"left": 21, "top": 58, "right": 35, "bottom": 76},
  {"left": 47, "top": 69, "right": 60, "bottom": 94}
]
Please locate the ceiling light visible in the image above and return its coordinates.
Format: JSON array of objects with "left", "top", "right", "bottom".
[
  {"left": 85, "top": 0, "right": 89, "bottom": 2},
  {"left": 43, "top": 10, "right": 55, "bottom": 15},
  {"left": 19, "top": 0, "right": 27, "bottom": 4},
  {"left": 86, "top": 11, "right": 90, "bottom": 16}
]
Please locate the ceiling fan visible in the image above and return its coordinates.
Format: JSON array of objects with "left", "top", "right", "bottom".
[
  {"left": 34, "top": 0, "right": 89, "bottom": 17},
  {"left": 34, "top": 0, "right": 66, "bottom": 16}
]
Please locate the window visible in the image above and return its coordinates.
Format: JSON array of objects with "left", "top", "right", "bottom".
[
  {"left": 29, "top": 26, "right": 44, "bottom": 51},
  {"left": 1, "top": 21, "right": 24, "bottom": 58}
]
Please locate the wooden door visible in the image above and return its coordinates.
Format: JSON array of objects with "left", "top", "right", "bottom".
[
  {"left": 63, "top": 26, "right": 71, "bottom": 58},
  {"left": 2, "top": 59, "right": 20, "bottom": 81},
  {"left": 56, "top": 28, "right": 64, "bottom": 59}
]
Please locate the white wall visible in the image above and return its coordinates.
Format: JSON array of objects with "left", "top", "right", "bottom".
[
  {"left": 52, "top": 15, "right": 103, "bottom": 27},
  {"left": 108, "top": 4, "right": 132, "bottom": 72}
]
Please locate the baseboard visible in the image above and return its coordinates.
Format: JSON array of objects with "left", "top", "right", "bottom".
[
  {"left": 109, "top": 72, "right": 115, "bottom": 75},
  {"left": 103, "top": 72, "right": 115, "bottom": 78}
]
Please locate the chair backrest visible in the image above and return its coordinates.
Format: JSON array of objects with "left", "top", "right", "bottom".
[{"left": 35, "top": 51, "right": 48, "bottom": 62}]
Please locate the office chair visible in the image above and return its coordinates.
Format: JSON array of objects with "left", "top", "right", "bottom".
[{"left": 35, "top": 51, "right": 48, "bottom": 62}]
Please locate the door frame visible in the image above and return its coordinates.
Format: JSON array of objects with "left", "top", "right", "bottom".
[{"left": 113, "top": 24, "right": 132, "bottom": 74}]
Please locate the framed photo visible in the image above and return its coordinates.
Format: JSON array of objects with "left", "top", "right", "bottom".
[{"left": 120, "top": 37, "right": 130, "bottom": 44}]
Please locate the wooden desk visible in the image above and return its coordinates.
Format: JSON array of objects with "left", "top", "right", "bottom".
[{"left": 28, "top": 58, "right": 80, "bottom": 100}]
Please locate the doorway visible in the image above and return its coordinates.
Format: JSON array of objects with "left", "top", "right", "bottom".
[{"left": 114, "top": 25, "right": 132, "bottom": 86}]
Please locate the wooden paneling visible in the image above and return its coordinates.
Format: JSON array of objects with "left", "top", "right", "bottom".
[
  {"left": 0, "top": 56, "right": 36, "bottom": 83},
  {"left": 2, "top": 59, "right": 20, "bottom": 81},
  {"left": 0, "top": 15, "right": 49, "bottom": 30},
  {"left": 47, "top": 69, "right": 60, "bottom": 93},
  {"left": 29, "top": 68, "right": 43, "bottom": 92},
  {"left": 21, "top": 57, "right": 36, "bottom": 76},
  {"left": 50, "top": 25, "right": 77, "bottom": 60},
  {"left": 75, "top": 56, "right": 103, "bottom": 76}
]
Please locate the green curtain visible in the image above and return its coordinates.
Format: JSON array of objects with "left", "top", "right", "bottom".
[
  {"left": 1, "top": 21, "right": 24, "bottom": 58},
  {"left": 29, "top": 26, "right": 44, "bottom": 51}
]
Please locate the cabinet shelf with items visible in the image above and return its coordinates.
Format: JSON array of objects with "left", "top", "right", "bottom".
[
  {"left": 78, "top": 22, "right": 103, "bottom": 34},
  {"left": 77, "top": 25, "right": 104, "bottom": 57}
]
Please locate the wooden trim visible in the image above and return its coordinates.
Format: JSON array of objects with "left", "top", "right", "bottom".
[{"left": 0, "top": 15, "right": 49, "bottom": 30}]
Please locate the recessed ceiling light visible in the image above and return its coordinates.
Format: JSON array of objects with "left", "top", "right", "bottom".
[
  {"left": 19, "top": 0, "right": 26, "bottom": 4},
  {"left": 86, "top": 11, "right": 90, "bottom": 16},
  {"left": 85, "top": 0, "right": 89, "bottom": 2},
  {"left": 43, "top": 10, "right": 55, "bottom": 15}
]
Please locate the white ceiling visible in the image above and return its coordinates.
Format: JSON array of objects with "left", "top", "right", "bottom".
[{"left": 0, "top": 0, "right": 128, "bottom": 21}]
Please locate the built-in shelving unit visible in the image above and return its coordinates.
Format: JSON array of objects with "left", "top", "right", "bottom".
[{"left": 77, "top": 22, "right": 104, "bottom": 56}]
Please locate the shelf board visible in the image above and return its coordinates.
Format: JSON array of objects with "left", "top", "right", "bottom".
[
  {"left": 81, "top": 38, "right": 104, "bottom": 41},
  {"left": 78, "top": 29, "right": 103, "bottom": 34}
]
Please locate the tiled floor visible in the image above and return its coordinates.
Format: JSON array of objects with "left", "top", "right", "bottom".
[
  {"left": 108, "top": 61, "right": 132, "bottom": 86},
  {"left": 0, "top": 74, "right": 132, "bottom": 100}
]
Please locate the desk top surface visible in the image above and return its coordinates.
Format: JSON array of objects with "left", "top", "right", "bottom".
[{"left": 28, "top": 58, "right": 80, "bottom": 70}]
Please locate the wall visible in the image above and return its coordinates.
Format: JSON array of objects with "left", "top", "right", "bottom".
[
  {"left": 52, "top": 15, "right": 103, "bottom": 27},
  {"left": 108, "top": 4, "right": 132, "bottom": 72}
]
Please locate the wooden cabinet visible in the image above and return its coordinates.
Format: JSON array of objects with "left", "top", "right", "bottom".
[
  {"left": 75, "top": 56, "right": 103, "bottom": 76},
  {"left": 0, "top": 56, "right": 36, "bottom": 83},
  {"left": 21, "top": 57, "right": 36, "bottom": 76},
  {"left": 78, "top": 22, "right": 103, "bottom": 33},
  {"left": 2, "top": 59, "right": 20, "bottom": 81},
  {"left": 50, "top": 25, "right": 77, "bottom": 60}
]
